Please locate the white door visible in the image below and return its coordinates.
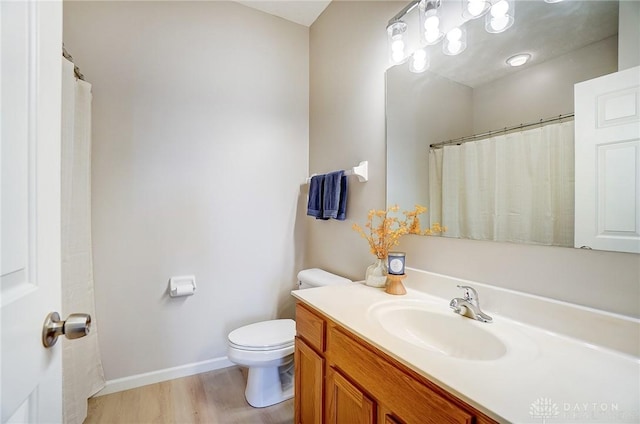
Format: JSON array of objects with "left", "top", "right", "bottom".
[
  {"left": 575, "top": 66, "right": 640, "bottom": 253},
  {"left": 1, "top": 1, "right": 63, "bottom": 422}
]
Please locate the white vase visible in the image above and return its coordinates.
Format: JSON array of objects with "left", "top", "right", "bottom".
[{"left": 365, "top": 258, "right": 388, "bottom": 288}]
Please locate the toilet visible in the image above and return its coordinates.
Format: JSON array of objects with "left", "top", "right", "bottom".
[{"left": 227, "top": 268, "right": 352, "bottom": 408}]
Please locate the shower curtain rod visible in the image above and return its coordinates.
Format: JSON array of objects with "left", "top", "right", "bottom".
[
  {"left": 62, "top": 45, "right": 85, "bottom": 81},
  {"left": 429, "top": 113, "right": 575, "bottom": 149}
]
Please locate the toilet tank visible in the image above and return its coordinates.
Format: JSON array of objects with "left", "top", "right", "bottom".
[{"left": 297, "top": 268, "right": 352, "bottom": 289}]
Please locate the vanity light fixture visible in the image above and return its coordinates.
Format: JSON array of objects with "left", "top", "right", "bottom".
[
  {"left": 409, "top": 48, "right": 430, "bottom": 73},
  {"left": 544, "top": 0, "right": 564, "bottom": 3},
  {"left": 506, "top": 53, "right": 531, "bottom": 67},
  {"left": 386, "top": 0, "right": 518, "bottom": 68},
  {"left": 485, "top": 0, "right": 514, "bottom": 34},
  {"left": 463, "top": 0, "right": 491, "bottom": 19},
  {"left": 443, "top": 27, "right": 467, "bottom": 56}
]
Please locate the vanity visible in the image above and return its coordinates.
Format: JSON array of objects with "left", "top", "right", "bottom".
[
  {"left": 291, "top": 270, "right": 640, "bottom": 423},
  {"left": 293, "top": 298, "right": 497, "bottom": 424}
]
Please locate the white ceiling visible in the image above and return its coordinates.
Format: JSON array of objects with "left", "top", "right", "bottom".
[{"left": 235, "top": 0, "right": 332, "bottom": 27}]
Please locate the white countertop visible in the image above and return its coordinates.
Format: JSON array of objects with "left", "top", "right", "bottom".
[{"left": 291, "top": 275, "right": 640, "bottom": 423}]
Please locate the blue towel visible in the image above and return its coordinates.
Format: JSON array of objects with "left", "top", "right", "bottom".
[
  {"left": 307, "top": 175, "right": 324, "bottom": 218},
  {"left": 322, "top": 171, "right": 344, "bottom": 219},
  {"left": 336, "top": 174, "right": 348, "bottom": 221}
]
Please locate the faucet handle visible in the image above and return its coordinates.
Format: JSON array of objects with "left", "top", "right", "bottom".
[{"left": 456, "top": 285, "right": 478, "bottom": 302}]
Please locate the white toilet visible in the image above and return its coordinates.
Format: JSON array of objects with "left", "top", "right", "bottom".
[{"left": 227, "top": 268, "right": 352, "bottom": 408}]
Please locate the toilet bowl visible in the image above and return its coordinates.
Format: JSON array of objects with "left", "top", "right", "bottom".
[
  {"left": 227, "top": 319, "right": 296, "bottom": 408},
  {"left": 227, "top": 269, "right": 352, "bottom": 408}
]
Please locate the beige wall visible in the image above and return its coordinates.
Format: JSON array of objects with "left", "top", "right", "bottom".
[
  {"left": 308, "top": 1, "right": 400, "bottom": 277},
  {"left": 308, "top": 1, "right": 639, "bottom": 318},
  {"left": 64, "top": 1, "right": 309, "bottom": 380},
  {"left": 386, "top": 68, "right": 473, "bottom": 214}
]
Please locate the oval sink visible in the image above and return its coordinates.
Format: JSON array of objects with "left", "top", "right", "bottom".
[{"left": 370, "top": 300, "right": 507, "bottom": 361}]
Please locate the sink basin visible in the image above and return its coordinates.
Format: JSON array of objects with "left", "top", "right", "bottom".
[{"left": 369, "top": 300, "right": 507, "bottom": 360}]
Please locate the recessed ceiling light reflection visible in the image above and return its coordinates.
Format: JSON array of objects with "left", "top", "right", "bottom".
[{"left": 506, "top": 53, "right": 531, "bottom": 67}]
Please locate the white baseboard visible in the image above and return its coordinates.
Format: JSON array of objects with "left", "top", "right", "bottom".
[{"left": 95, "top": 356, "right": 235, "bottom": 397}]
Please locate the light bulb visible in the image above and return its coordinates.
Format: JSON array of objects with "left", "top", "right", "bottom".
[
  {"left": 423, "top": 14, "right": 442, "bottom": 45},
  {"left": 425, "top": 15, "right": 440, "bottom": 30},
  {"left": 424, "top": 29, "right": 440, "bottom": 44},
  {"left": 411, "top": 59, "right": 428, "bottom": 72},
  {"left": 410, "top": 49, "right": 429, "bottom": 73},
  {"left": 391, "top": 39, "right": 405, "bottom": 52},
  {"left": 443, "top": 27, "right": 465, "bottom": 55},
  {"left": 413, "top": 49, "right": 427, "bottom": 61},
  {"left": 447, "top": 28, "right": 462, "bottom": 42},
  {"left": 485, "top": 0, "right": 513, "bottom": 33},
  {"left": 467, "top": 0, "right": 485, "bottom": 17},
  {"left": 447, "top": 40, "right": 462, "bottom": 54},
  {"left": 490, "top": 15, "right": 509, "bottom": 31},
  {"left": 491, "top": 0, "right": 509, "bottom": 17},
  {"left": 391, "top": 50, "right": 404, "bottom": 64}
]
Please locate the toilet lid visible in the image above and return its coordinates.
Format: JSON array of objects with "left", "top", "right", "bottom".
[{"left": 228, "top": 319, "right": 295, "bottom": 351}]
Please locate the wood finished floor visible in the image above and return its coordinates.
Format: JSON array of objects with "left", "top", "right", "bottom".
[{"left": 85, "top": 367, "right": 293, "bottom": 424}]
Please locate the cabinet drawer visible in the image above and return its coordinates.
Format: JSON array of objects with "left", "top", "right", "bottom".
[
  {"left": 328, "top": 326, "right": 473, "bottom": 424},
  {"left": 296, "top": 303, "right": 326, "bottom": 353}
]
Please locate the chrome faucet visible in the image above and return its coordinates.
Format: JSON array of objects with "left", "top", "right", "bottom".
[{"left": 449, "top": 285, "right": 493, "bottom": 323}]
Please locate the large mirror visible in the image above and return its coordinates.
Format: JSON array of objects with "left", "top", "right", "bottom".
[{"left": 386, "top": 0, "right": 637, "bottom": 252}]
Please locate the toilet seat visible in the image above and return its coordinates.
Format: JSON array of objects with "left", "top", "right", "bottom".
[{"left": 228, "top": 319, "right": 295, "bottom": 351}]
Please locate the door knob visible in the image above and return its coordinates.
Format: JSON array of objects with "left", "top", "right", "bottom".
[{"left": 42, "top": 312, "right": 91, "bottom": 348}]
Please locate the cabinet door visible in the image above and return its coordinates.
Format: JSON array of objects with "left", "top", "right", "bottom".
[
  {"left": 294, "top": 338, "right": 324, "bottom": 424},
  {"left": 326, "top": 367, "right": 375, "bottom": 424}
]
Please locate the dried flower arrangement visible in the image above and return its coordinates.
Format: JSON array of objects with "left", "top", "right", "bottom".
[{"left": 352, "top": 205, "right": 446, "bottom": 259}]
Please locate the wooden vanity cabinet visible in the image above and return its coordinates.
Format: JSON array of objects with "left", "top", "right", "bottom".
[{"left": 294, "top": 302, "right": 498, "bottom": 424}]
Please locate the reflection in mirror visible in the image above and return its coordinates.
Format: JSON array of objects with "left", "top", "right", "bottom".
[{"left": 386, "top": 0, "right": 634, "bottom": 251}]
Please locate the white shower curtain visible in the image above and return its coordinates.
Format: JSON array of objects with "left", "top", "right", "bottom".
[
  {"left": 61, "top": 58, "right": 105, "bottom": 424},
  {"left": 429, "top": 120, "right": 575, "bottom": 246}
]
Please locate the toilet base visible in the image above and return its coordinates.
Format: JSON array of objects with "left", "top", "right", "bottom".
[{"left": 245, "top": 360, "right": 294, "bottom": 408}]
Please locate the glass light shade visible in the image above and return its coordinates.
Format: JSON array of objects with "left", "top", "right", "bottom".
[
  {"left": 462, "top": 0, "right": 491, "bottom": 19},
  {"left": 442, "top": 27, "right": 467, "bottom": 56},
  {"left": 387, "top": 21, "right": 408, "bottom": 65},
  {"left": 409, "top": 49, "right": 430, "bottom": 73},
  {"left": 419, "top": 0, "right": 444, "bottom": 45},
  {"left": 485, "top": 0, "right": 514, "bottom": 33}
]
